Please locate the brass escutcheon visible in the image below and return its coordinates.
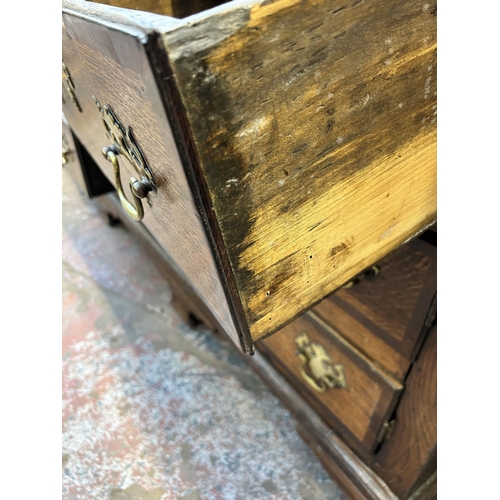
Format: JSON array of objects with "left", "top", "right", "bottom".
[
  {"left": 94, "top": 97, "right": 157, "bottom": 221},
  {"left": 295, "top": 332, "right": 346, "bottom": 392}
]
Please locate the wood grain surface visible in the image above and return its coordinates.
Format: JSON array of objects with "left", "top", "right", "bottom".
[
  {"left": 313, "top": 298, "right": 412, "bottom": 382},
  {"left": 61, "top": 8, "right": 244, "bottom": 349},
  {"left": 62, "top": 5, "right": 438, "bottom": 496},
  {"left": 91, "top": 0, "right": 174, "bottom": 16},
  {"left": 62, "top": 0, "right": 437, "bottom": 351},
  {"left": 258, "top": 312, "right": 403, "bottom": 454},
  {"left": 331, "top": 238, "right": 436, "bottom": 358},
  {"left": 374, "top": 326, "right": 437, "bottom": 499},
  {"left": 407, "top": 473, "right": 436, "bottom": 500},
  {"left": 162, "top": 0, "right": 437, "bottom": 343},
  {"left": 313, "top": 237, "right": 436, "bottom": 379}
]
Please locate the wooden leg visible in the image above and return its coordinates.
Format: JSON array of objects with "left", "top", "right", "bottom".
[
  {"left": 106, "top": 212, "right": 121, "bottom": 227},
  {"left": 170, "top": 289, "right": 204, "bottom": 329}
]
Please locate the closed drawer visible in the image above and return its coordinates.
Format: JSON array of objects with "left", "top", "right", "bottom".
[
  {"left": 257, "top": 313, "right": 403, "bottom": 455},
  {"left": 62, "top": 0, "right": 436, "bottom": 353},
  {"left": 313, "top": 236, "right": 436, "bottom": 380}
]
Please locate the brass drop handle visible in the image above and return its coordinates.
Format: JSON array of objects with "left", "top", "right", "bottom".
[
  {"left": 102, "top": 146, "right": 152, "bottom": 221},
  {"left": 94, "top": 97, "right": 157, "bottom": 223},
  {"left": 295, "top": 332, "right": 346, "bottom": 393}
]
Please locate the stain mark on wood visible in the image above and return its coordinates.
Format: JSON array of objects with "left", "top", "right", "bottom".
[{"left": 64, "top": 0, "right": 437, "bottom": 345}]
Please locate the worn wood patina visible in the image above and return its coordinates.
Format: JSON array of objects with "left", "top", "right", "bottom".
[
  {"left": 62, "top": 2, "right": 437, "bottom": 496},
  {"left": 62, "top": 0, "right": 436, "bottom": 350},
  {"left": 161, "top": 0, "right": 437, "bottom": 342}
]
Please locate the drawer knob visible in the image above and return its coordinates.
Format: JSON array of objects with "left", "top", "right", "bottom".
[
  {"left": 102, "top": 146, "right": 152, "bottom": 221},
  {"left": 94, "top": 97, "right": 157, "bottom": 222},
  {"left": 295, "top": 332, "right": 346, "bottom": 392}
]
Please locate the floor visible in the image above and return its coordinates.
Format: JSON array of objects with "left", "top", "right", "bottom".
[{"left": 62, "top": 169, "right": 346, "bottom": 500}]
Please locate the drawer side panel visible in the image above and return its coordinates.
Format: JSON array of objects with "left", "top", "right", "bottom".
[{"left": 164, "top": 0, "right": 437, "bottom": 342}]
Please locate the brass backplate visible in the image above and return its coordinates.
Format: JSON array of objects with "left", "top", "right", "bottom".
[
  {"left": 93, "top": 97, "right": 157, "bottom": 192},
  {"left": 295, "top": 332, "right": 346, "bottom": 392}
]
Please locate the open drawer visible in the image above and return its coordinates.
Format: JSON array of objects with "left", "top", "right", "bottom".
[{"left": 62, "top": 0, "right": 437, "bottom": 353}]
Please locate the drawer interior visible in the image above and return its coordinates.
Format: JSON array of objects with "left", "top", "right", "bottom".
[{"left": 89, "top": 0, "right": 231, "bottom": 18}]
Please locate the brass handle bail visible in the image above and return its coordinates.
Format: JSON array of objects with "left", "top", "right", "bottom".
[
  {"left": 94, "top": 98, "right": 157, "bottom": 222},
  {"left": 102, "top": 146, "right": 152, "bottom": 221}
]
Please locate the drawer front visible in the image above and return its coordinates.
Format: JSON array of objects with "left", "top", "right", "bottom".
[
  {"left": 313, "top": 237, "right": 436, "bottom": 367},
  {"left": 61, "top": 12, "right": 244, "bottom": 350},
  {"left": 313, "top": 299, "right": 411, "bottom": 382},
  {"left": 258, "top": 313, "right": 402, "bottom": 454}
]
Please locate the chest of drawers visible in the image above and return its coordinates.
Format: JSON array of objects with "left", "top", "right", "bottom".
[
  {"left": 62, "top": 140, "right": 437, "bottom": 500},
  {"left": 62, "top": 0, "right": 437, "bottom": 497},
  {"left": 256, "top": 233, "right": 436, "bottom": 499},
  {"left": 62, "top": 0, "right": 436, "bottom": 354}
]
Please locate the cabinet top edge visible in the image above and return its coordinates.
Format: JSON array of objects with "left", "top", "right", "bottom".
[
  {"left": 62, "top": 0, "right": 181, "bottom": 34},
  {"left": 61, "top": 0, "right": 263, "bottom": 35}
]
